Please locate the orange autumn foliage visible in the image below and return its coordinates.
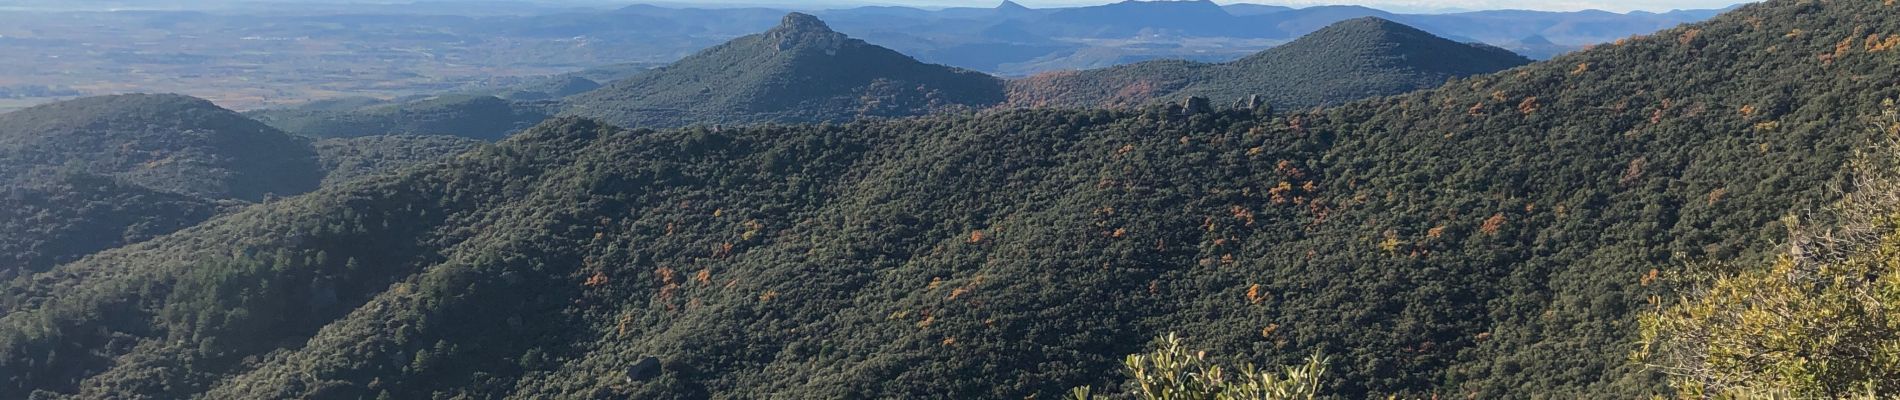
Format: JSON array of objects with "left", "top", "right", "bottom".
[
  {"left": 584, "top": 271, "right": 609, "bottom": 288},
  {"left": 1480, "top": 213, "right": 1507, "bottom": 235}
]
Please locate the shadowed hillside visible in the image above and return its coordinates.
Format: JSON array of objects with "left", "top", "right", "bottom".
[{"left": 0, "top": 95, "right": 485, "bottom": 278}]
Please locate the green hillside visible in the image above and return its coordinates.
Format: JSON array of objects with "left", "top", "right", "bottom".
[
  {"left": 0, "top": 95, "right": 484, "bottom": 279},
  {"left": 2, "top": 0, "right": 1898, "bottom": 398},
  {"left": 0, "top": 94, "right": 323, "bottom": 200},
  {"left": 494, "top": 76, "right": 604, "bottom": 101},
  {"left": 564, "top": 13, "right": 1007, "bottom": 128},
  {"left": 1007, "top": 17, "right": 1532, "bottom": 110},
  {"left": 0, "top": 93, "right": 319, "bottom": 278},
  {"left": 314, "top": 135, "right": 488, "bottom": 186},
  {"left": 248, "top": 95, "right": 555, "bottom": 140},
  {"left": 0, "top": 173, "right": 226, "bottom": 278}
]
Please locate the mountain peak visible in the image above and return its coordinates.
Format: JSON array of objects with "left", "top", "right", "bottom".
[
  {"left": 774, "top": 12, "right": 832, "bottom": 33},
  {"left": 565, "top": 13, "right": 1004, "bottom": 129},
  {"left": 1007, "top": 14, "right": 1528, "bottom": 110},
  {"left": 997, "top": 0, "right": 1029, "bottom": 11},
  {"left": 1278, "top": 16, "right": 1444, "bottom": 46},
  {"left": 1249, "top": 16, "right": 1528, "bottom": 73},
  {"left": 764, "top": 13, "right": 847, "bottom": 53},
  {"left": 1325, "top": 16, "right": 1416, "bottom": 33}
]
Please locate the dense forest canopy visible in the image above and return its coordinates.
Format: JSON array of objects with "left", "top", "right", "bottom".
[
  {"left": 312, "top": 135, "right": 489, "bottom": 186},
  {"left": 0, "top": 94, "right": 322, "bottom": 201},
  {"left": 0, "top": 94, "right": 318, "bottom": 277},
  {"left": 2, "top": 0, "right": 1897, "bottom": 398},
  {"left": 0, "top": 95, "right": 493, "bottom": 282},
  {"left": 0, "top": 13, "right": 1535, "bottom": 285},
  {"left": 246, "top": 95, "right": 555, "bottom": 140},
  {"left": 1637, "top": 114, "right": 1900, "bottom": 398}
]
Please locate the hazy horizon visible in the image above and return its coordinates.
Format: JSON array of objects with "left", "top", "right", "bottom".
[
  {"left": 639, "top": 0, "right": 1752, "bottom": 13},
  {"left": 0, "top": 0, "right": 1755, "bottom": 15}
]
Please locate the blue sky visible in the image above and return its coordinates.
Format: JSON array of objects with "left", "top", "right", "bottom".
[{"left": 661, "top": 0, "right": 1751, "bottom": 13}]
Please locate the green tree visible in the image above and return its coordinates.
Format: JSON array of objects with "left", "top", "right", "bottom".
[
  {"left": 1073, "top": 333, "right": 1327, "bottom": 400},
  {"left": 1635, "top": 111, "right": 1900, "bottom": 398}
]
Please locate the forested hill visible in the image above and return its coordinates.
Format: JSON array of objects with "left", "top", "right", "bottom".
[
  {"left": 0, "top": 94, "right": 321, "bottom": 200},
  {"left": 3, "top": 0, "right": 1899, "bottom": 398},
  {"left": 564, "top": 13, "right": 1007, "bottom": 129},
  {"left": 0, "top": 94, "right": 317, "bottom": 277},
  {"left": 1006, "top": 17, "right": 1533, "bottom": 110},
  {"left": 0, "top": 95, "right": 482, "bottom": 280},
  {"left": 246, "top": 94, "right": 555, "bottom": 140}
]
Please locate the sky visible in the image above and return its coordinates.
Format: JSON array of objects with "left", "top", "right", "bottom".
[
  {"left": 653, "top": 0, "right": 1751, "bottom": 13},
  {"left": 8, "top": 0, "right": 1749, "bottom": 15}
]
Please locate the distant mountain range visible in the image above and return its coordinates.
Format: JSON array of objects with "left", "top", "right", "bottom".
[
  {"left": 0, "top": 0, "right": 1732, "bottom": 113},
  {"left": 270, "top": 0, "right": 1725, "bottom": 76},
  {"left": 576, "top": 0, "right": 1731, "bottom": 72},
  {"left": 254, "top": 13, "right": 1526, "bottom": 134}
]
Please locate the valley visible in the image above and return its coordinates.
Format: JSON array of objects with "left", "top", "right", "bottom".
[{"left": 4, "top": 0, "right": 1898, "bottom": 399}]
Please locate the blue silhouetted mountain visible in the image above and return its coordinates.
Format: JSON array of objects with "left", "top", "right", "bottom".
[
  {"left": 1223, "top": 3, "right": 1293, "bottom": 16},
  {"left": 1037, "top": 0, "right": 1263, "bottom": 38}
]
